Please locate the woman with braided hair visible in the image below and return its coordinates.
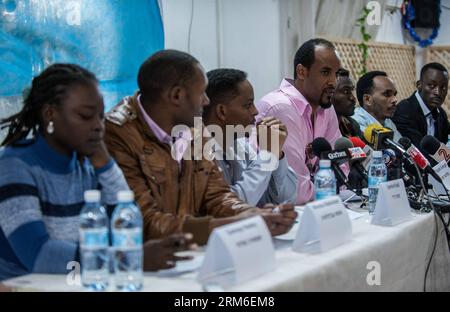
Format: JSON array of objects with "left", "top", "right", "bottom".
[{"left": 0, "top": 64, "right": 195, "bottom": 282}]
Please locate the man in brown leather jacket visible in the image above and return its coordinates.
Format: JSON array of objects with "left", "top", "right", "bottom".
[{"left": 104, "top": 50, "right": 296, "bottom": 245}]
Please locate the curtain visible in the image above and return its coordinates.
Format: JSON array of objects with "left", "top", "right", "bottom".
[
  {"left": 0, "top": 0, "right": 164, "bottom": 138},
  {"left": 315, "top": 0, "right": 388, "bottom": 41}
]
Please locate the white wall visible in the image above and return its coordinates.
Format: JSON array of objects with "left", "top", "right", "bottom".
[
  {"left": 161, "top": 0, "right": 289, "bottom": 100},
  {"left": 161, "top": 0, "right": 449, "bottom": 97},
  {"left": 220, "top": 0, "right": 282, "bottom": 99},
  {"left": 279, "top": 0, "right": 316, "bottom": 78},
  {"left": 161, "top": 0, "right": 219, "bottom": 71}
]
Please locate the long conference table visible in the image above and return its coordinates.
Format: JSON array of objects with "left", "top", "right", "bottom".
[{"left": 3, "top": 205, "right": 450, "bottom": 292}]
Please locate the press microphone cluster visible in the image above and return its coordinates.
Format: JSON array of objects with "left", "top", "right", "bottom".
[
  {"left": 358, "top": 124, "right": 450, "bottom": 234},
  {"left": 311, "top": 137, "right": 350, "bottom": 190},
  {"left": 311, "top": 137, "right": 369, "bottom": 192},
  {"left": 363, "top": 123, "right": 443, "bottom": 184}
]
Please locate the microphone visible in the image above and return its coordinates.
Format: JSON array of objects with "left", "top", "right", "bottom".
[
  {"left": 363, "top": 124, "right": 395, "bottom": 150},
  {"left": 311, "top": 137, "right": 332, "bottom": 157},
  {"left": 311, "top": 137, "right": 350, "bottom": 189},
  {"left": 398, "top": 137, "right": 443, "bottom": 184},
  {"left": 349, "top": 136, "right": 366, "bottom": 149},
  {"left": 382, "top": 148, "right": 406, "bottom": 181},
  {"left": 335, "top": 137, "right": 368, "bottom": 180},
  {"left": 420, "top": 135, "right": 450, "bottom": 166},
  {"left": 383, "top": 149, "right": 397, "bottom": 168},
  {"left": 335, "top": 137, "right": 354, "bottom": 150},
  {"left": 337, "top": 138, "right": 369, "bottom": 192},
  {"left": 363, "top": 124, "right": 408, "bottom": 156},
  {"left": 349, "top": 136, "right": 373, "bottom": 170},
  {"left": 334, "top": 137, "right": 354, "bottom": 165}
]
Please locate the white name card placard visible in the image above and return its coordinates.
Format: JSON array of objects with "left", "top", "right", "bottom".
[
  {"left": 197, "top": 216, "right": 275, "bottom": 288},
  {"left": 293, "top": 196, "right": 352, "bottom": 253},
  {"left": 371, "top": 179, "right": 412, "bottom": 226}
]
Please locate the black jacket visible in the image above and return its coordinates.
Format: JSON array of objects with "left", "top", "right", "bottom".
[
  {"left": 392, "top": 92, "right": 449, "bottom": 148},
  {"left": 339, "top": 116, "right": 362, "bottom": 139}
]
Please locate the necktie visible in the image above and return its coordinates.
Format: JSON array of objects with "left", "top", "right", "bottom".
[
  {"left": 426, "top": 109, "right": 439, "bottom": 136},
  {"left": 426, "top": 108, "right": 439, "bottom": 120}
]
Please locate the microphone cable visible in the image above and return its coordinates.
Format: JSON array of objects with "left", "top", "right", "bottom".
[{"left": 413, "top": 163, "right": 450, "bottom": 291}]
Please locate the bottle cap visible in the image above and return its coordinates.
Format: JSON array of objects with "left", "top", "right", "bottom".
[
  {"left": 84, "top": 190, "right": 100, "bottom": 203},
  {"left": 373, "top": 151, "right": 383, "bottom": 158},
  {"left": 319, "top": 160, "right": 331, "bottom": 168},
  {"left": 117, "top": 190, "right": 134, "bottom": 202}
]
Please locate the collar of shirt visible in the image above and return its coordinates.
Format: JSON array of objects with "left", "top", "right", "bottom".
[
  {"left": 279, "top": 78, "right": 313, "bottom": 117},
  {"left": 208, "top": 137, "right": 225, "bottom": 160},
  {"left": 208, "top": 136, "right": 245, "bottom": 163},
  {"left": 33, "top": 133, "right": 78, "bottom": 174},
  {"left": 415, "top": 91, "right": 438, "bottom": 119},
  {"left": 352, "top": 106, "right": 396, "bottom": 130},
  {"left": 137, "top": 94, "right": 172, "bottom": 145},
  {"left": 415, "top": 91, "right": 432, "bottom": 117},
  {"left": 137, "top": 95, "right": 192, "bottom": 162},
  {"left": 353, "top": 106, "right": 381, "bottom": 128},
  {"left": 353, "top": 107, "right": 401, "bottom": 142}
]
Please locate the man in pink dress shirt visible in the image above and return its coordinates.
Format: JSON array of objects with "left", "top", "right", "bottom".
[{"left": 256, "top": 38, "right": 343, "bottom": 204}]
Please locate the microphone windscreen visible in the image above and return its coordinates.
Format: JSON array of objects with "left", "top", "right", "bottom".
[
  {"left": 349, "top": 136, "right": 366, "bottom": 149},
  {"left": 311, "top": 137, "right": 332, "bottom": 158},
  {"left": 335, "top": 137, "right": 354, "bottom": 150},
  {"left": 383, "top": 149, "right": 397, "bottom": 168},
  {"left": 363, "top": 123, "right": 383, "bottom": 144},
  {"left": 420, "top": 135, "right": 441, "bottom": 155}
]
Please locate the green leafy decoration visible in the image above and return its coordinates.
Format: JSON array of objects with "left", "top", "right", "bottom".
[{"left": 356, "top": 4, "right": 374, "bottom": 77}]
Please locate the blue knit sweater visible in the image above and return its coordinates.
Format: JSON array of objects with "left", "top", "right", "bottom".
[{"left": 0, "top": 134, "right": 129, "bottom": 281}]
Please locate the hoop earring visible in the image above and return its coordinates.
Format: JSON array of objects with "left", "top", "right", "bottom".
[{"left": 47, "top": 121, "right": 54, "bottom": 134}]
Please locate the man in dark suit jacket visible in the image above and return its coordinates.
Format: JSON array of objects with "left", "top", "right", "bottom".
[{"left": 392, "top": 62, "right": 449, "bottom": 148}]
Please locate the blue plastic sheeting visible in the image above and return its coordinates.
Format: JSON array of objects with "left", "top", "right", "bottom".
[{"left": 0, "top": 0, "right": 164, "bottom": 110}]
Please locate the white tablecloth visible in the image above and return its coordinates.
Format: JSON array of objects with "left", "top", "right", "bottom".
[{"left": 4, "top": 210, "right": 450, "bottom": 292}]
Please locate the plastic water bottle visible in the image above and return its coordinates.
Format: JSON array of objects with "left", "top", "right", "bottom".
[
  {"left": 314, "top": 160, "right": 337, "bottom": 200},
  {"left": 111, "top": 190, "right": 143, "bottom": 291},
  {"left": 446, "top": 135, "right": 450, "bottom": 149},
  {"left": 79, "top": 190, "right": 110, "bottom": 291},
  {"left": 368, "top": 151, "right": 387, "bottom": 214}
]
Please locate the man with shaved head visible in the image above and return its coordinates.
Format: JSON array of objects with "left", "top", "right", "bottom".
[{"left": 352, "top": 71, "right": 401, "bottom": 142}]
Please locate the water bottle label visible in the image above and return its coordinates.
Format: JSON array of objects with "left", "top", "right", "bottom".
[
  {"left": 112, "top": 229, "right": 142, "bottom": 248},
  {"left": 80, "top": 228, "right": 108, "bottom": 248},
  {"left": 368, "top": 176, "right": 387, "bottom": 188},
  {"left": 315, "top": 189, "right": 336, "bottom": 201}
]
